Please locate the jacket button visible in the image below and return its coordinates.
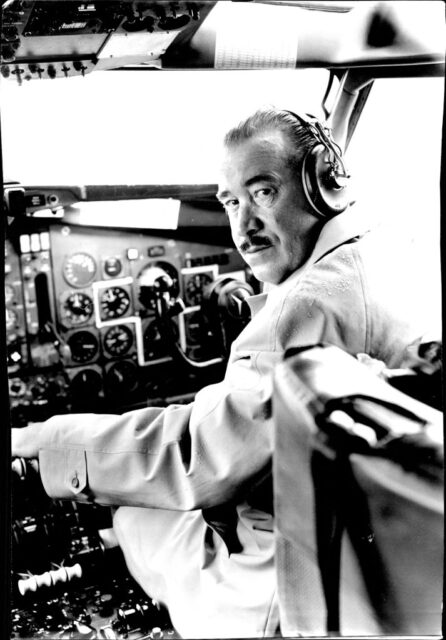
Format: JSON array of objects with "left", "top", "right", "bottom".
[{"left": 71, "top": 473, "right": 79, "bottom": 489}]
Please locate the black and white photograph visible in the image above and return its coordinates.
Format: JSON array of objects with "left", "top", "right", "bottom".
[{"left": 1, "top": 1, "right": 444, "bottom": 638}]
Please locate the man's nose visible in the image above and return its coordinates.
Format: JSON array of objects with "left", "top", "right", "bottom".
[{"left": 235, "top": 199, "right": 262, "bottom": 237}]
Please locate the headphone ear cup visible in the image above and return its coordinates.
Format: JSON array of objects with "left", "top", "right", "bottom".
[{"left": 301, "top": 144, "right": 350, "bottom": 218}]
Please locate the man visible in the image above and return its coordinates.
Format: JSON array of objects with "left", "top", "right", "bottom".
[{"left": 12, "top": 108, "right": 431, "bottom": 638}]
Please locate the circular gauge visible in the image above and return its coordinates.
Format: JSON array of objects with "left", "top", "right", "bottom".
[
  {"left": 143, "top": 318, "right": 178, "bottom": 361},
  {"left": 103, "top": 324, "right": 133, "bottom": 357},
  {"left": 70, "top": 369, "right": 102, "bottom": 398},
  {"left": 6, "top": 308, "right": 17, "bottom": 330},
  {"left": 100, "top": 287, "right": 131, "bottom": 320},
  {"left": 138, "top": 261, "right": 179, "bottom": 296},
  {"left": 103, "top": 256, "right": 123, "bottom": 278},
  {"left": 63, "top": 292, "right": 94, "bottom": 325},
  {"left": 5, "top": 284, "right": 15, "bottom": 305},
  {"left": 9, "top": 378, "right": 26, "bottom": 397},
  {"left": 156, "top": 261, "right": 179, "bottom": 295},
  {"left": 185, "top": 273, "right": 214, "bottom": 306},
  {"left": 67, "top": 330, "right": 99, "bottom": 363},
  {"left": 106, "top": 360, "right": 138, "bottom": 394},
  {"left": 63, "top": 252, "right": 97, "bottom": 288}
]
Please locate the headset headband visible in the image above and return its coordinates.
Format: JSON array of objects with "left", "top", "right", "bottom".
[{"left": 283, "top": 110, "right": 350, "bottom": 184}]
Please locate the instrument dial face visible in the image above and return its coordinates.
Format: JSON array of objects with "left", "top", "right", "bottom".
[
  {"left": 156, "top": 261, "right": 179, "bottom": 296},
  {"left": 9, "top": 378, "right": 26, "bottom": 397},
  {"left": 70, "top": 369, "right": 102, "bottom": 398},
  {"left": 138, "top": 261, "right": 179, "bottom": 295},
  {"left": 143, "top": 318, "right": 177, "bottom": 361},
  {"left": 106, "top": 360, "right": 138, "bottom": 394},
  {"left": 63, "top": 252, "right": 97, "bottom": 288},
  {"left": 103, "top": 324, "right": 133, "bottom": 357},
  {"left": 185, "top": 273, "right": 213, "bottom": 306},
  {"left": 67, "top": 330, "right": 99, "bottom": 363},
  {"left": 100, "top": 287, "right": 131, "bottom": 320},
  {"left": 63, "top": 292, "right": 94, "bottom": 325},
  {"left": 103, "top": 256, "right": 123, "bottom": 278}
]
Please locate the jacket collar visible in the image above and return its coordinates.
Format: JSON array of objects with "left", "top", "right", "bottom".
[
  {"left": 305, "top": 205, "right": 370, "bottom": 267},
  {"left": 247, "top": 206, "right": 370, "bottom": 315}
]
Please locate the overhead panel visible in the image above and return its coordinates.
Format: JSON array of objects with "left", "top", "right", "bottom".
[{"left": 0, "top": 0, "right": 213, "bottom": 83}]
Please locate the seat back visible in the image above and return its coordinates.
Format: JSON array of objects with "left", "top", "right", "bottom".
[{"left": 273, "top": 345, "right": 443, "bottom": 636}]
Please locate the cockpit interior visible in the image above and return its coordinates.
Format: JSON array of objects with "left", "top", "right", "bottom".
[{"left": 2, "top": 2, "right": 444, "bottom": 639}]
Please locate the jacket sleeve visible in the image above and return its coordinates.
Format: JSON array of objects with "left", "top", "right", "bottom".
[{"left": 38, "top": 362, "right": 274, "bottom": 510}]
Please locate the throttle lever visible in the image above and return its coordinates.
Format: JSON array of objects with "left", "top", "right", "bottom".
[{"left": 12, "top": 456, "right": 39, "bottom": 479}]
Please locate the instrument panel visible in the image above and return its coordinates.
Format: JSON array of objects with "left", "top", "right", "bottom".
[
  {"left": 5, "top": 219, "right": 252, "bottom": 422},
  {"left": 6, "top": 211, "right": 254, "bottom": 638},
  {"left": 1, "top": 0, "right": 213, "bottom": 82}
]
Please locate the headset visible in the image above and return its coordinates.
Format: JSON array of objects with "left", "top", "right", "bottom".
[{"left": 283, "top": 110, "right": 352, "bottom": 218}]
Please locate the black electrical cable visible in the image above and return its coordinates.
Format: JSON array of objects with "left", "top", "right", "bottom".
[{"left": 151, "top": 292, "right": 224, "bottom": 371}]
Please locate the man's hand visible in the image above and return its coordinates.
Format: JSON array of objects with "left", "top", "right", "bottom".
[{"left": 11, "top": 423, "right": 45, "bottom": 459}]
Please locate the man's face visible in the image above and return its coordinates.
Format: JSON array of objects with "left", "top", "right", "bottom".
[{"left": 217, "top": 129, "right": 322, "bottom": 285}]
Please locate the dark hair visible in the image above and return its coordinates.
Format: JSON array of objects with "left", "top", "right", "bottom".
[{"left": 223, "top": 107, "right": 317, "bottom": 171}]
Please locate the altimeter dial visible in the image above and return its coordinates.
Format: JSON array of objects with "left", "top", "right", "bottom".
[{"left": 63, "top": 292, "right": 94, "bottom": 325}]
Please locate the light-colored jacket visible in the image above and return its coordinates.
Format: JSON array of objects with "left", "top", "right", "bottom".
[{"left": 36, "top": 207, "right": 435, "bottom": 636}]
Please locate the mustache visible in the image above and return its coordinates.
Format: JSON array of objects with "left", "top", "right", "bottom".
[{"left": 239, "top": 235, "right": 273, "bottom": 253}]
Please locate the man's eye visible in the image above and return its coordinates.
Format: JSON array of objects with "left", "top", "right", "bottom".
[
  {"left": 253, "top": 188, "right": 276, "bottom": 205},
  {"left": 223, "top": 199, "right": 239, "bottom": 214}
]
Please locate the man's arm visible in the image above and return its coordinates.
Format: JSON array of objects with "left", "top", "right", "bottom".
[
  {"left": 11, "top": 374, "right": 273, "bottom": 511},
  {"left": 12, "top": 424, "right": 42, "bottom": 459}
]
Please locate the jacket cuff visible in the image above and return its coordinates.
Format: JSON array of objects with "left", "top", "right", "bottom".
[{"left": 39, "top": 448, "right": 90, "bottom": 501}]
